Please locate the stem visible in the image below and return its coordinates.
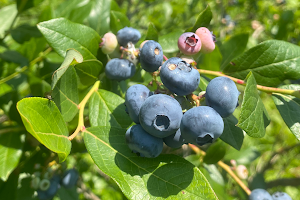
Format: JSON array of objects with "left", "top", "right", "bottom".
[
  {"left": 188, "top": 144, "right": 251, "bottom": 196},
  {"left": 163, "top": 55, "right": 168, "bottom": 61},
  {"left": 198, "top": 69, "right": 300, "bottom": 99},
  {"left": 0, "top": 47, "right": 52, "bottom": 85},
  {"left": 68, "top": 81, "right": 100, "bottom": 141}
]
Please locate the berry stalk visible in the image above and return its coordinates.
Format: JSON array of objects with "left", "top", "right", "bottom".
[
  {"left": 198, "top": 69, "right": 300, "bottom": 99},
  {"left": 188, "top": 144, "right": 251, "bottom": 195}
]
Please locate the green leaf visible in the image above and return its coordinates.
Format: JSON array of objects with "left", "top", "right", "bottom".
[
  {"left": 158, "top": 30, "right": 182, "bottom": 53},
  {"left": 197, "top": 45, "right": 222, "bottom": 72},
  {"left": 0, "top": 170, "right": 19, "bottom": 199},
  {"left": 0, "top": 50, "right": 29, "bottom": 67},
  {"left": 11, "top": 24, "right": 42, "bottom": 44},
  {"left": 0, "top": 4, "right": 18, "bottom": 38},
  {"left": 203, "top": 140, "right": 226, "bottom": 164},
  {"left": 83, "top": 126, "right": 218, "bottom": 200},
  {"left": 87, "top": 0, "right": 111, "bottom": 35},
  {"left": 51, "top": 49, "right": 83, "bottom": 90},
  {"left": 17, "top": 37, "right": 47, "bottom": 61},
  {"left": 272, "top": 84, "right": 300, "bottom": 140},
  {"left": 185, "top": 5, "right": 212, "bottom": 32},
  {"left": 68, "top": 1, "right": 93, "bottom": 24},
  {"left": 89, "top": 89, "right": 132, "bottom": 129},
  {"left": 17, "top": 97, "right": 71, "bottom": 162},
  {"left": 57, "top": 186, "right": 79, "bottom": 200},
  {"left": 0, "top": 83, "right": 13, "bottom": 97},
  {"left": 145, "top": 23, "right": 158, "bottom": 41},
  {"left": 219, "top": 33, "right": 248, "bottom": 71},
  {"left": 238, "top": 72, "right": 270, "bottom": 138},
  {"left": 220, "top": 115, "right": 244, "bottom": 150},
  {"left": 0, "top": 129, "right": 24, "bottom": 181},
  {"left": 37, "top": 18, "right": 101, "bottom": 60},
  {"left": 110, "top": 11, "right": 130, "bottom": 34},
  {"left": 75, "top": 59, "right": 103, "bottom": 87},
  {"left": 223, "top": 40, "right": 300, "bottom": 87},
  {"left": 53, "top": 66, "right": 79, "bottom": 122},
  {"left": 16, "top": 0, "right": 41, "bottom": 13}
]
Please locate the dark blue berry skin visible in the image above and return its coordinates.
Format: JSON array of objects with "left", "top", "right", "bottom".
[
  {"left": 205, "top": 76, "right": 239, "bottom": 118},
  {"left": 126, "top": 124, "right": 163, "bottom": 158},
  {"left": 249, "top": 189, "right": 273, "bottom": 200},
  {"left": 117, "top": 27, "right": 141, "bottom": 47},
  {"left": 180, "top": 106, "right": 224, "bottom": 146},
  {"left": 125, "top": 84, "right": 152, "bottom": 124},
  {"left": 139, "top": 94, "right": 183, "bottom": 138},
  {"left": 140, "top": 40, "right": 163, "bottom": 72},
  {"left": 163, "top": 129, "right": 185, "bottom": 148},
  {"left": 272, "top": 192, "right": 292, "bottom": 200},
  {"left": 105, "top": 58, "right": 136, "bottom": 81},
  {"left": 160, "top": 57, "right": 200, "bottom": 96},
  {"left": 37, "top": 175, "right": 60, "bottom": 200},
  {"left": 61, "top": 169, "right": 79, "bottom": 189}
]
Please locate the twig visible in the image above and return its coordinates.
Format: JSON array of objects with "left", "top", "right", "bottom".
[
  {"left": 0, "top": 47, "right": 52, "bottom": 85},
  {"left": 68, "top": 81, "right": 100, "bottom": 140},
  {"left": 198, "top": 69, "right": 300, "bottom": 99},
  {"left": 78, "top": 181, "right": 101, "bottom": 200},
  {"left": 188, "top": 144, "right": 251, "bottom": 195}
]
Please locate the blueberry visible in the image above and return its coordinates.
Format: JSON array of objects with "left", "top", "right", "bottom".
[
  {"left": 272, "top": 192, "right": 292, "bottom": 200},
  {"left": 61, "top": 169, "right": 79, "bottom": 189},
  {"left": 180, "top": 106, "right": 224, "bottom": 145},
  {"left": 139, "top": 94, "right": 183, "bottom": 138},
  {"left": 160, "top": 57, "right": 200, "bottom": 96},
  {"left": 37, "top": 175, "right": 60, "bottom": 200},
  {"left": 249, "top": 189, "right": 273, "bottom": 200},
  {"left": 163, "top": 129, "right": 185, "bottom": 148},
  {"left": 205, "top": 76, "right": 239, "bottom": 118},
  {"left": 178, "top": 32, "right": 202, "bottom": 55},
  {"left": 126, "top": 124, "right": 163, "bottom": 158},
  {"left": 125, "top": 84, "right": 152, "bottom": 123},
  {"left": 101, "top": 32, "right": 118, "bottom": 54},
  {"left": 139, "top": 40, "right": 163, "bottom": 72},
  {"left": 117, "top": 27, "right": 141, "bottom": 47},
  {"left": 195, "top": 27, "right": 216, "bottom": 54},
  {"left": 105, "top": 58, "right": 136, "bottom": 81}
]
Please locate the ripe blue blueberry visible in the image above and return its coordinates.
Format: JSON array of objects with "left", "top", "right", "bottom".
[
  {"left": 139, "top": 94, "right": 183, "bottom": 138},
  {"left": 117, "top": 27, "right": 141, "bottom": 47},
  {"left": 37, "top": 175, "right": 60, "bottom": 200},
  {"left": 249, "top": 189, "right": 272, "bottom": 200},
  {"left": 163, "top": 129, "right": 185, "bottom": 148},
  {"left": 180, "top": 106, "right": 224, "bottom": 145},
  {"left": 160, "top": 57, "right": 200, "bottom": 96},
  {"left": 205, "top": 76, "right": 239, "bottom": 118},
  {"left": 139, "top": 40, "right": 163, "bottom": 72},
  {"left": 125, "top": 84, "right": 152, "bottom": 123},
  {"left": 61, "top": 169, "right": 79, "bottom": 189},
  {"left": 105, "top": 58, "right": 136, "bottom": 81},
  {"left": 272, "top": 192, "right": 292, "bottom": 200},
  {"left": 126, "top": 124, "right": 163, "bottom": 158},
  {"left": 178, "top": 32, "right": 202, "bottom": 55}
]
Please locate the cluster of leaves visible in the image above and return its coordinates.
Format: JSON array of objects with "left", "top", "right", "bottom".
[{"left": 1, "top": 0, "right": 300, "bottom": 200}]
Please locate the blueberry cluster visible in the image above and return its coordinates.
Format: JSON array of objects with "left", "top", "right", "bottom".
[
  {"left": 249, "top": 189, "right": 292, "bottom": 200},
  {"left": 31, "top": 168, "right": 79, "bottom": 200},
  {"left": 118, "top": 26, "right": 242, "bottom": 158}
]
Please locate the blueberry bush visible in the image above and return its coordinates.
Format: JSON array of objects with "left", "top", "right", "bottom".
[{"left": 0, "top": 0, "right": 300, "bottom": 200}]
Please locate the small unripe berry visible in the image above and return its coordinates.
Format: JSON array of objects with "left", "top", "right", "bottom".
[
  {"left": 195, "top": 27, "right": 216, "bottom": 54},
  {"left": 101, "top": 32, "right": 118, "bottom": 54},
  {"left": 236, "top": 165, "right": 248, "bottom": 180},
  {"left": 178, "top": 32, "right": 202, "bottom": 55}
]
